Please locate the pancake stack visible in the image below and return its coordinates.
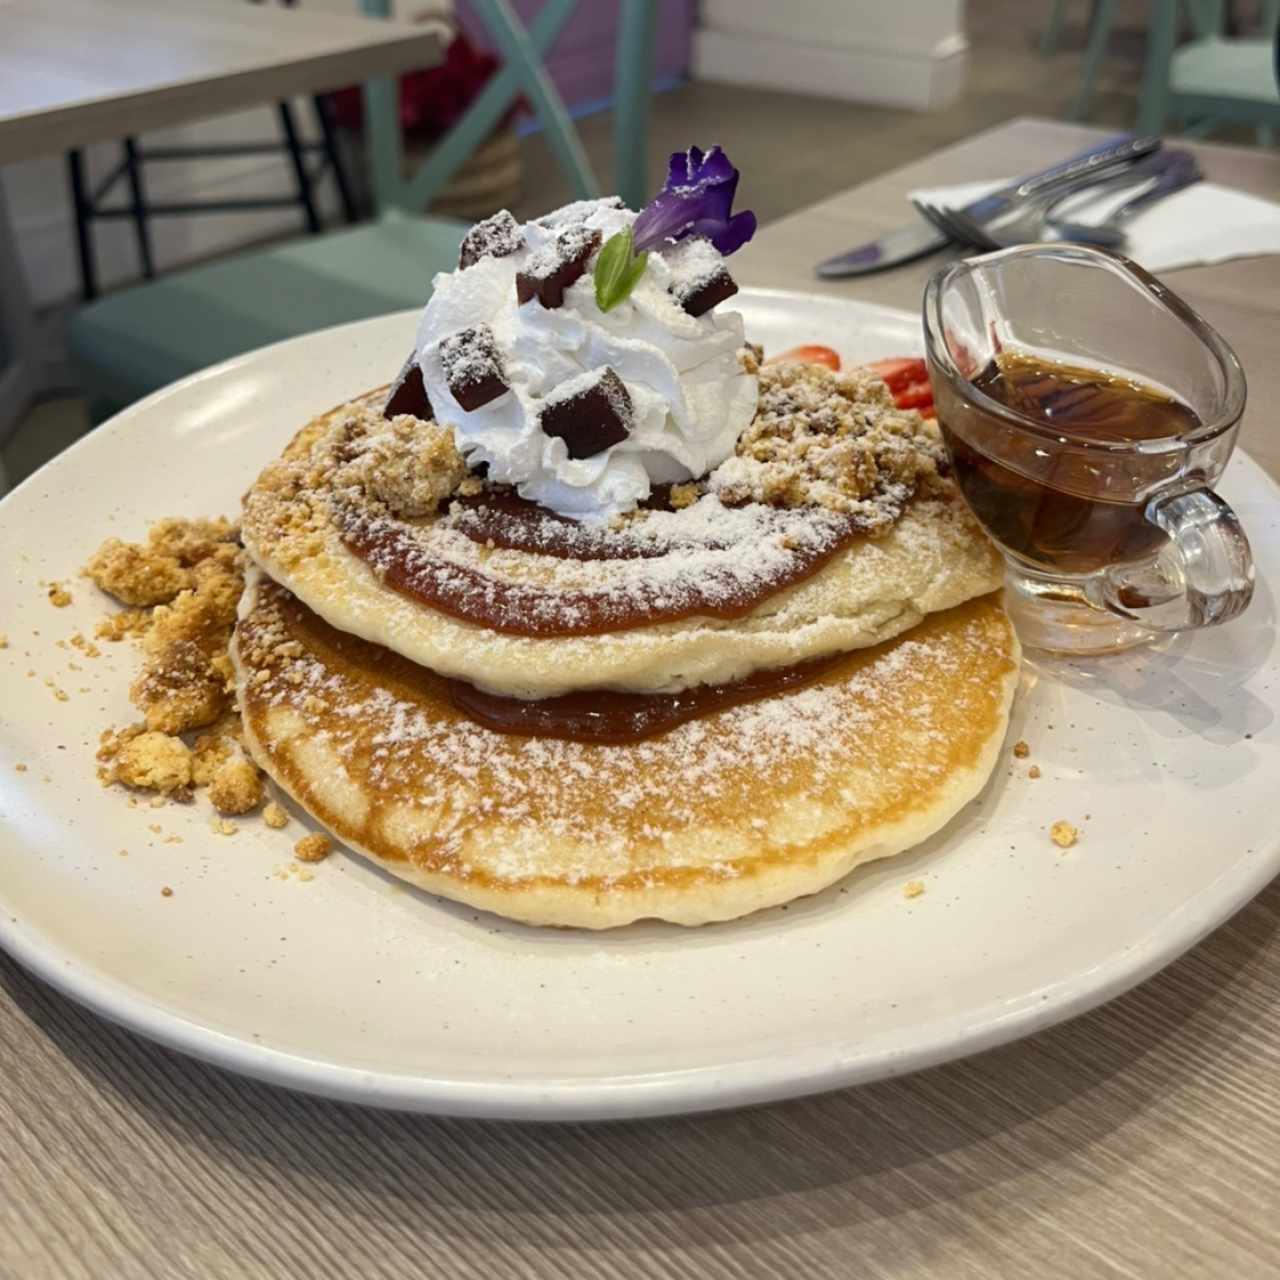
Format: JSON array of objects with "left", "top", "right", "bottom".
[{"left": 231, "top": 196, "right": 1017, "bottom": 929}]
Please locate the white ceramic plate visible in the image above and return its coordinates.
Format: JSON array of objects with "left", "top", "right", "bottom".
[{"left": 2, "top": 290, "right": 1278, "bottom": 1121}]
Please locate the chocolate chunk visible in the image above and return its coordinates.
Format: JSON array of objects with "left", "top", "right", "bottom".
[
  {"left": 458, "top": 210, "right": 524, "bottom": 269},
  {"left": 383, "top": 352, "right": 433, "bottom": 420},
  {"left": 440, "top": 325, "right": 508, "bottom": 412},
  {"left": 516, "top": 225, "right": 602, "bottom": 310},
  {"left": 539, "top": 367, "right": 633, "bottom": 460},
  {"left": 673, "top": 265, "right": 738, "bottom": 317}
]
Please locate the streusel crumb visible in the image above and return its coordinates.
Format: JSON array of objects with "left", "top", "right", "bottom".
[
  {"left": 668, "top": 482, "right": 700, "bottom": 510},
  {"left": 129, "top": 546, "right": 245, "bottom": 733},
  {"left": 1028, "top": 765, "right": 1042, "bottom": 779},
  {"left": 1050, "top": 821, "right": 1079, "bottom": 849},
  {"left": 114, "top": 731, "right": 192, "bottom": 794},
  {"left": 146, "top": 516, "right": 237, "bottom": 566},
  {"left": 338, "top": 413, "right": 467, "bottom": 517},
  {"left": 85, "top": 538, "right": 191, "bottom": 606},
  {"left": 47, "top": 582, "right": 72, "bottom": 607},
  {"left": 207, "top": 755, "right": 263, "bottom": 815},
  {"left": 294, "top": 833, "right": 332, "bottom": 863},
  {"left": 190, "top": 727, "right": 236, "bottom": 786},
  {"left": 1013, "top": 740, "right": 1030, "bottom": 758},
  {"left": 709, "top": 360, "right": 946, "bottom": 525},
  {"left": 263, "top": 802, "right": 289, "bottom": 829},
  {"left": 95, "top": 610, "right": 152, "bottom": 642},
  {"left": 903, "top": 880, "right": 925, "bottom": 899}
]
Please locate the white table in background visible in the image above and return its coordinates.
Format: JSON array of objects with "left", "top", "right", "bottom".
[{"left": 0, "top": 0, "right": 446, "bottom": 489}]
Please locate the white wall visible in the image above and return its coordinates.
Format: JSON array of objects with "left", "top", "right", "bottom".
[
  {"left": 694, "top": 0, "right": 968, "bottom": 111},
  {"left": 3, "top": 0, "right": 440, "bottom": 307}
]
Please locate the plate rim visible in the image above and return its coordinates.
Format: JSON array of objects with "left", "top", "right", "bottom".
[{"left": 3, "top": 292, "right": 1278, "bottom": 1121}]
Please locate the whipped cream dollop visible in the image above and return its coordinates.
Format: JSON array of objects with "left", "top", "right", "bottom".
[{"left": 415, "top": 199, "right": 758, "bottom": 521}]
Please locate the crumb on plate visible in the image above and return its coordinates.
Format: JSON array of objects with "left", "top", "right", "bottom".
[
  {"left": 208, "top": 755, "right": 263, "bottom": 816},
  {"left": 903, "top": 880, "right": 925, "bottom": 899},
  {"left": 294, "top": 833, "right": 332, "bottom": 863},
  {"left": 1050, "top": 820, "right": 1079, "bottom": 849},
  {"left": 263, "top": 801, "right": 289, "bottom": 830},
  {"left": 114, "top": 731, "right": 192, "bottom": 795},
  {"left": 1013, "top": 740, "right": 1030, "bottom": 759}
]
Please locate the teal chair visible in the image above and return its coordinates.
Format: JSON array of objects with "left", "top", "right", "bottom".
[
  {"left": 69, "top": 0, "right": 657, "bottom": 418},
  {"left": 1137, "top": 0, "right": 1280, "bottom": 138},
  {"left": 1046, "top": 0, "right": 1227, "bottom": 122}
]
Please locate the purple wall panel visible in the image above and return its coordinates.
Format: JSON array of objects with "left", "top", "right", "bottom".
[{"left": 456, "top": 0, "right": 693, "bottom": 111}]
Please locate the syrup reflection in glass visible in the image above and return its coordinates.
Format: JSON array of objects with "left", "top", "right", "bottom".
[{"left": 924, "top": 244, "right": 1253, "bottom": 656}]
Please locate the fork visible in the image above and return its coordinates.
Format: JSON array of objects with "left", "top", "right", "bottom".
[
  {"left": 1041, "top": 150, "right": 1202, "bottom": 247},
  {"left": 912, "top": 134, "right": 1161, "bottom": 249},
  {"left": 941, "top": 150, "right": 1194, "bottom": 252}
]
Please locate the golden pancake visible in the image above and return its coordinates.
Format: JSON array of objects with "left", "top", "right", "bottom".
[{"left": 232, "top": 572, "right": 1020, "bottom": 929}]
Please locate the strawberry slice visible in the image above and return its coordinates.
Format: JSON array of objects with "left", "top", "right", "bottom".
[
  {"left": 865, "top": 356, "right": 928, "bottom": 395},
  {"left": 765, "top": 344, "right": 841, "bottom": 370},
  {"left": 893, "top": 381, "right": 935, "bottom": 410}
]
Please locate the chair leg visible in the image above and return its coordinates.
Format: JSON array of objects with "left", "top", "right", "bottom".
[
  {"left": 277, "top": 101, "right": 321, "bottom": 234},
  {"left": 66, "top": 149, "right": 98, "bottom": 302},
  {"left": 614, "top": 0, "right": 656, "bottom": 208},
  {"left": 1137, "top": 0, "right": 1179, "bottom": 135},
  {"left": 1040, "top": 0, "right": 1070, "bottom": 55},
  {"left": 122, "top": 137, "right": 155, "bottom": 279},
  {"left": 313, "top": 94, "right": 359, "bottom": 224},
  {"left": 469, "top": 0, "right": 599, "bottom": 201},
  {"left": 1069, "top": 0, "right": 1119, "bottom": 120}
]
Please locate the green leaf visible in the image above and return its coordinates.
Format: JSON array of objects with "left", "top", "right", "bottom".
[{"left": 593, "top": 227, "right": 648, "bottom": 312}]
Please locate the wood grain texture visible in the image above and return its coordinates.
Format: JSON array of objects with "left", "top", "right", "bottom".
[
  {"left": 0, "top": 0, "right": 446, "bottom": 166},
  {"left": 2, "top": 120, "right": 1279, "bottom": 1279}
]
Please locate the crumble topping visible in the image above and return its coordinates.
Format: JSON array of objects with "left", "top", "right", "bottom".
[
  {"left": 708, "top": 361, "right": 947, "bottom": 524},
  {"left": 114, "top": 731, "right": 193, "bottom": 796},
  {"left": 207, "top": 755, "right": 264, "bottom": 815},
  {"left": 263, "top": 802, "right": 289, "bottom": 829},
  {"left": 294, "top": 833, "right": 332, "bottom": 863},
  {"left": 84, "top": 517, "right": 236, "bottom": 607},
  {"left": 1050, "top": 820, "right": 1079, "bottom": 849},
  {"left": 1013, "top": 740, "right": 1030, "bottom": 758},
  {"left": 83, "top": 518, "right": 330, "bottom": 860},
  {"left": 334, "top": 412, "right": 467, "bottom": 519}
]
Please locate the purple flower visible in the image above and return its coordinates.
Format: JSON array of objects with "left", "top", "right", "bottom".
[{"left": 632, "top": 145, "right": 757, "bottom": 256}]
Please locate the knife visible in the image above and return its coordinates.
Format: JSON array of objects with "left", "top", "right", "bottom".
[{"left": 815, "top": 134, "right": 1162, "bottom": 279}]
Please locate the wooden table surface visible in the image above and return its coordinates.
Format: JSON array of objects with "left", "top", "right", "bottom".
[
  {"left": 3, "top": 118, "right": 1280, "bottom": 1279},
  {"left": 0, "top": 0, "right": 446, "bottom": 165}
]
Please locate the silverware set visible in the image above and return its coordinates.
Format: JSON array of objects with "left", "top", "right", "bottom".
[{"left": 817, "top": 135, "right": 1203, "bottom": 278}]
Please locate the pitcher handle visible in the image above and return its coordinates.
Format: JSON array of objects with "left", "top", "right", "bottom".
[{"left": 1092, "top": 488, "right": 1254, "bottom": 631}]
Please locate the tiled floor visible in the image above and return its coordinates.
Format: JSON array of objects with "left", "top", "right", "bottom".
[{"left": 3, "top": 0, "right": 1268, "bottom": 488}]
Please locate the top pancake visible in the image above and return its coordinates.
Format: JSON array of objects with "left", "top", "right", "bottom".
[{"left": 242, "top": 371, "right": 1003, "bottom": 698}]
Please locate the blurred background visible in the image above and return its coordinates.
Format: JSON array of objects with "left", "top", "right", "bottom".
[{"left": 2, "top": 0, "right": 1277, "bottom": 487}]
